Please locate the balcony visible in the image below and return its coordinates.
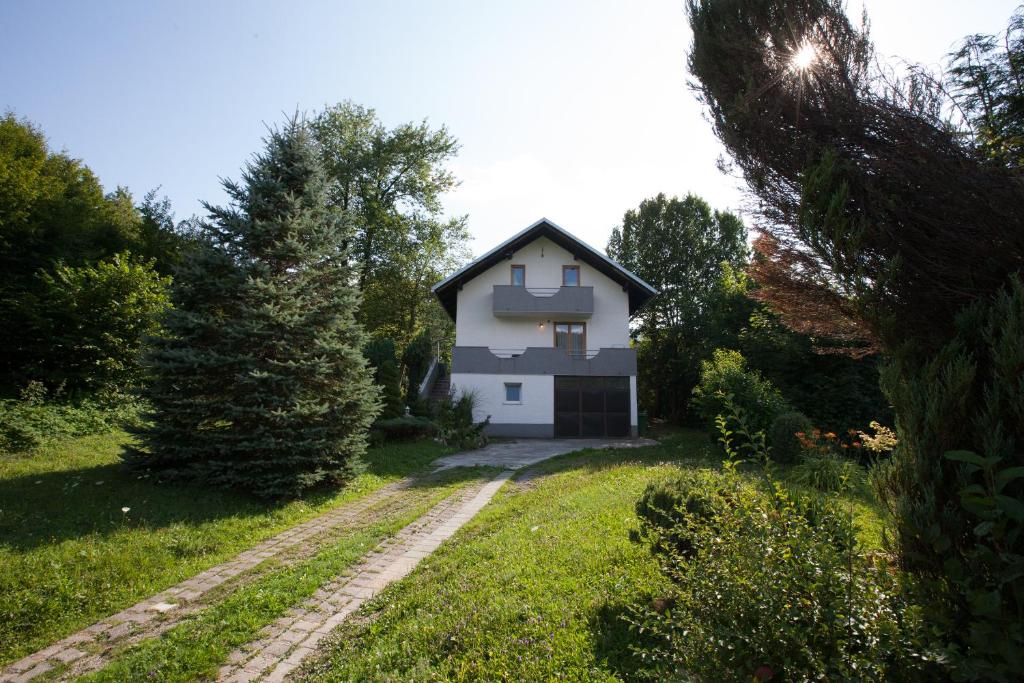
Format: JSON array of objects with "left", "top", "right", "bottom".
[
  {"left": 451, "top": 346, "right": 636, "bottom": 376},
  {"left": 492, "top": 285, "right": 593, "bottom": 319}
]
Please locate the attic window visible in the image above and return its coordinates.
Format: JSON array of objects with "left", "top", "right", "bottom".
[
  {"left": 563, "top": 265, "right": 580, "bottom": 286},
  {"left": 511, "top": 264, "right": 525, "bottom": 287}
]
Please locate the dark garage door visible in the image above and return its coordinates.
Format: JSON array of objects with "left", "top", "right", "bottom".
[{"left": 554, "top": 376, "right": 630, "bottom": 438}]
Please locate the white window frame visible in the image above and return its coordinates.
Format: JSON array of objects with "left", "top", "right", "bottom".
[{"left": 503, "top": 382, "right": 523, "bottom": 404}]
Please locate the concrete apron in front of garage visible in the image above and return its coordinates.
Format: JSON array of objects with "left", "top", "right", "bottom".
[{"left": 431, "top": 437, "right": 659, "bottom": 471}]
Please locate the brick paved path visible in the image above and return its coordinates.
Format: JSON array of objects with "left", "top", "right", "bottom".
[
  {"left": 217, "top": 470, "right": 514, "bottom": 683},
  {"left": 0, "top": 477, "right": 421, "bottom": 683}
]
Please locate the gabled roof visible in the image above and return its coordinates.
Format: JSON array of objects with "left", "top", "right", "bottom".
[{"left": 432, "top": 218, "right": 658, "bottom": 321}]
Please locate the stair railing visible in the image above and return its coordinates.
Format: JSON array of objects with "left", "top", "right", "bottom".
[{"left": 418, "top": 356, "right": 441, "bottom": 401}]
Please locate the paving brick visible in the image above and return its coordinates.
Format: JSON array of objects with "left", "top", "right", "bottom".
[
  {"left": 241, "top": 653, "right": 278, "bottom": 674},
  {"left": 261, "top": 660, "right": 298, "bottom": 683},
  {"left": 291, "top": 619, "right": 319, "bottom": 633},
  {"left": 263, "top": 640, "right": 293, "bottom": 657},
  {"left": 223, "top": 668, "right": 261, "bottom": 683},
  {"left": 50, "top": 648, "right": 85, "bottom": 664},
  {"left": 278, "top": 628, "right": 307, "bottom": 644},
  {"left": 18, "top": 662, "right": 53, "bottom": 681},
  {"left": 300, "top": 629, "right": 328, "bottom": 649},
  {"left": 105, "top": 622, "right": 135, "bottom": 640}
]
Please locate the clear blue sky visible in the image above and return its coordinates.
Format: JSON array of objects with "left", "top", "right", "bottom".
[{"left": 1, "top": 0, "right": 1016, "bottom": 255}]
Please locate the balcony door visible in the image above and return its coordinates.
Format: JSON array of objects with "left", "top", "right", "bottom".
[{"left": 554, "top": 322, "right": 585, "bottom": 356}]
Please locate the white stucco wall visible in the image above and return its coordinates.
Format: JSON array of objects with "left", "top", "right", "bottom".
[
  {"left": 450, "top": 373, "right": 554, "bottom": 425},
  {"left": 454, "top": 237, "right": 630, "bottom": 351}
]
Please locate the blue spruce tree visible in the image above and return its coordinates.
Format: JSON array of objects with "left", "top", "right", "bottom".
[{"left": 126, "top": 118, "right": 380, "bottom": 498}]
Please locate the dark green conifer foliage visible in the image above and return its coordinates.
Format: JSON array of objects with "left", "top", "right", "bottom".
[
  {"left": 363, "top": 337, "right": 404, "bottom": 419},
  {"left": 872, "top": 278, "right": 1024, "bottom": 676},
  {"left": 126, "top": 119, "right": 380, "bottom": 499}
]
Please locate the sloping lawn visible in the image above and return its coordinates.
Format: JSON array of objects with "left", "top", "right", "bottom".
[
  {"left": 301, "top": 430, "right": 888, "bottom": 682},
  {"left": 0, "top": 431, "right": 455, "bottom": 666}
]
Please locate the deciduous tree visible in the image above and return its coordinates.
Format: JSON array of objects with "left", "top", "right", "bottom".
[
  {"left": 311, "top": 102, "right": 461, "bottom": 287},
  {"left": 311, "top": 102, "right": 467, "bottom": 358},
  {"left": 0, "top": 113, "right": 177, "bottom": 393},
  {"left": 607, "top": 193, "right": 747, "bottom": 421}
]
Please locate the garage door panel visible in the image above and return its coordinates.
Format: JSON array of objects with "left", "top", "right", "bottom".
[
  {"left": 554, "top": 377, "right": 580, "bottom": 412},
  {"left": 606, "top": 412, "right": 630, "bottom": 437},
  {"left": 580, "top": 377, "right": 605, "bottom": 412},
  {"left": 605, "top": 377, "right": 629, "bottom": 413},
  {"left": 555, "top": 411, "right": 580, "bottom": 437},
  {"left": 581, "top": 413, "right": 605, "bottom": 437}
]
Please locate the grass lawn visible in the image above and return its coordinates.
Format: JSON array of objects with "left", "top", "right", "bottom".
[
  {"left": 0, "top": 430, "right": 457, "bottom": 666},
  {"left": 300, "top": 429, "right": 889, "bottom": 682}
]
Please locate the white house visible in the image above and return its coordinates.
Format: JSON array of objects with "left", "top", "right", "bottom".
[{"left": 432, "top": 218, "right": 657, "bottom": 438}]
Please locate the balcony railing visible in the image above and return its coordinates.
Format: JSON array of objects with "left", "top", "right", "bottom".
[
  {"left": 451, "top": 346, "right": 636, "bottom": 376},
  {"left": 492, "top": 285, "right": 593, "bottom": 318},
  {"left": 485, "top": 347, "right": 603, "bottom": 359}
]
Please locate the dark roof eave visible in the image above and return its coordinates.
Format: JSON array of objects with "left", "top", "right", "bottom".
[{"left": 432, "top": 218, "right": 658, "bottom": 321}]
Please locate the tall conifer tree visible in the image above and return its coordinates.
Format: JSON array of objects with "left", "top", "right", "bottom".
[{"left": 126, "top": 118, "right": 379, "bottom": 498}]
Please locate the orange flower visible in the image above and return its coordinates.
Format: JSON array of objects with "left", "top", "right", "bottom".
[
  {"left": 794, "top": 431, "right": 805, "bottom": 438},
  {"left": 825, "top": 432, "right": 837, "bottom": 440},
  {"left": 852, "top": 441, "right": 862, "bottom": 448}
]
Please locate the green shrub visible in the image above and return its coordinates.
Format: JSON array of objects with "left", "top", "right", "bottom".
[
  {"left": 635, "top": 469, "right": 757, "bottom": 559},
  {"left": 768, "top": 410, "right": 813, "bottom": 463},
  {"left": 25, "top": 253, "right": 171, "bottom": 394},
  {"left": 371, "top": 415, "right": 438, "bottom": 443},
  {"left": 406, "top": 394, "right": 430, "bottom": 418},
  {"left": 0, "top": 385, "right": 142, "bottom": 453},
  {"left": 691, "top": 348, "right": 788, "bottom": 440},
  {"left": 436, "top": 389, "right": 489, "bottom": 450},
  {"left": 628, "top": 471, "right": 932, "bottom": 681}
]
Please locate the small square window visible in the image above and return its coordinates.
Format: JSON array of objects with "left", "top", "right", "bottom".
[{"left": 504, "top": 382, "right": 522, "bottom": 403}]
